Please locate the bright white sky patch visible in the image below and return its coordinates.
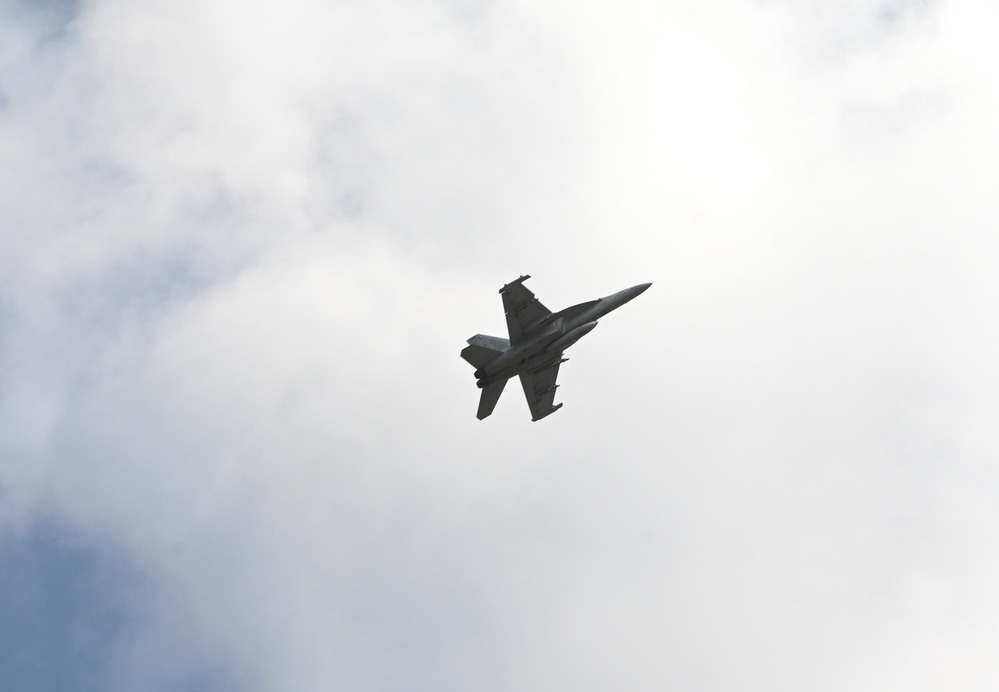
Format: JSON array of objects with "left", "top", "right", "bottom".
[{"left": 3, "top": 1, "right": 999, "bottom": 690}]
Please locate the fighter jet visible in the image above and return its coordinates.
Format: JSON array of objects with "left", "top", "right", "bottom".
[{"left": 460, "top": 276, "right": 652, "bottom": 421}]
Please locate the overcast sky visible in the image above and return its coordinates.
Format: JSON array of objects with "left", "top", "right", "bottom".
[{"left": 3, "top": 0, "right": 999, "bottom": 690}]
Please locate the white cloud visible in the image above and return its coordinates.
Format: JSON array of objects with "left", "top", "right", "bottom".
[{"left": 4, "top": 0, "right": 999, "bottom": 690}]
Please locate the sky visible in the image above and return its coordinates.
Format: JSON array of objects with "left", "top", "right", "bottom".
[{"left": 3, "top": 0, "right": 999, "bottom": 689}]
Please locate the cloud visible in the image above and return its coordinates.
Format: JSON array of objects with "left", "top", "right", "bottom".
[
  {"left": 0, "top": 522, "right": 141, "bottom": 692},
  {"left": 4, "top": 0, "right": 999, "bottom": 690}
]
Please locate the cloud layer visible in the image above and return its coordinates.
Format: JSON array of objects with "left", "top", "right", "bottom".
[{"left": 3, "top": 0, "right": 999, "bottom": 690}]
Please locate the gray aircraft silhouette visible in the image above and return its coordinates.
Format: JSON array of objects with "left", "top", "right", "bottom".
[{"left": 460, "top": 276, "right": 651, "bottom": 421}]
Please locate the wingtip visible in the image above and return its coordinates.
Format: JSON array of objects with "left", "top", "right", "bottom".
[
  {"left": 499, "top": 274, "right": 531, "bottom": 294},
  {"left": 531, "top": 402, "right": 563, "bottom": 422}
]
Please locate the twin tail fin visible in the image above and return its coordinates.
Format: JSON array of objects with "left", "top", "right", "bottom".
[
  {"left": 461, "top": 334, "right": 509, "bottom": 419},
  {"left": 460, "top": 334, "right": 508, "bottom": 369}
]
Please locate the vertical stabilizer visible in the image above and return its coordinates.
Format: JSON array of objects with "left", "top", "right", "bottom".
[
  {"left": 476, "top": 379, "right": 508, "bottom": 420},
  {"left": 461, "top": 334, "right": 509, "bottom": 369}
]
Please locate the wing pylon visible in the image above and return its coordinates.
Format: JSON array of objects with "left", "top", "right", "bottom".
[{"left": 519, "top": 355, "right": 566, "bottom": 421}]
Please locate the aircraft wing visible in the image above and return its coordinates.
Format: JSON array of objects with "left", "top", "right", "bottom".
[
  {"left": 519, "top": 357, "right": 564, "bottom": 422},
  {"left": 501, "top": 275, "right": 552, "bottom": 342}
]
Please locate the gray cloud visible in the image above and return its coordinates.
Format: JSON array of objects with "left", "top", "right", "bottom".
[{"left": 3, "top": 0, "right": 999, "bottom": 690}]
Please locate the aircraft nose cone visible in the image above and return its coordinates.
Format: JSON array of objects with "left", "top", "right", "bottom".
[{"left": 634, "top": 282, "right": 652, "bottom": 296}]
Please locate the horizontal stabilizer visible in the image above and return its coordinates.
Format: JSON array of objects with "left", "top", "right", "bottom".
[
  {"left": 477, "top": 379, "right": 508, "bottom": 420},
  {"left": 461, "top": 334, "right": 509, "bottom": 369}
]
